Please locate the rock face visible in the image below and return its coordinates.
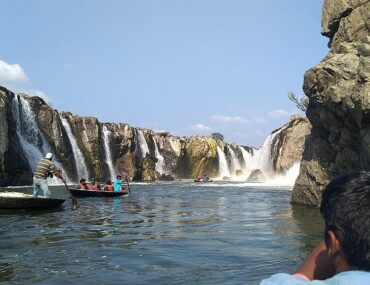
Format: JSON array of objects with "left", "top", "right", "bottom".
[
  {"left": 0, "top": 86, "right": 309, "bottom": 186},
  {"left": 292, "top": 0, "right": 370, "bottom": 206},
  {"left": 272, "top": 116, "right": 311, "bottom": 174}
]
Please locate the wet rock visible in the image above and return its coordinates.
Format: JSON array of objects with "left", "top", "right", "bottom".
[{"left": 246, "top": 169, "right": 266, "bottom": 183}]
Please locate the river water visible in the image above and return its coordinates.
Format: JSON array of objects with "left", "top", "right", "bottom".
[{"left": 0, "top": 181, "right": 323, "bottom": 285}]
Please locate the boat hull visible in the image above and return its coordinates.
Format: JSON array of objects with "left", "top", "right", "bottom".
[
  {"left": 69, "top": 189, "right": 128, "bottom": 197},
  {"left": 0, "top": 196, "right": 65, "bottom": 210}
]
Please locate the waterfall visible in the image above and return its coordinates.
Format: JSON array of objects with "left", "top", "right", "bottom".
[
  {"left": 59, "top": 114, "right": 90, "bottom": 180},
  {"left": 11, "top": 96, "right": 43, "bottom": 172},
  {"left": 227, "top": 146, "right": 241, "bottom": 175},
  {"left": 153, "top": 137, "right": 166, "bottom": 174},
  {"left": 239, "top": 146, "right": 256, "bottom": 178},
  {"left": 137, "top": 129, "right": 150, "bottom": 160},
  {"left": 102, "top": 125, "right": 115, "bottom": 180},
  {"left": 217, "top": 146, "right": 230, "bottom": 178},
  {"left": 11, "top": 96, "right": 71, "bottom": 184}
]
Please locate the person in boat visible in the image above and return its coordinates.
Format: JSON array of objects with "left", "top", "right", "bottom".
[
  {"left": 33, "top": 152, "right": 66, "bottom": 198},
  {"left": 260, "top": 171, "right": 370, "bottom": 284},
  {"left": 202, "top": 174, "right": 209, "bottom": 182},
  {"left": 77, "top": 178, "right": 90, "bottom": 190},
  {"left": 103, "top": 179, "right": 114, "bottom": 191},
  {"left": 90, "top": 178, "right": 101, "bottom": 191},
  {"left": 113, "top": 175, "right": 124, "bottom": 192}
]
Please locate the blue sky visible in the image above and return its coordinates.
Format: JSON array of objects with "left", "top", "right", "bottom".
[{"left": 0, "top": 0, "right": 328, "bottom": 147}]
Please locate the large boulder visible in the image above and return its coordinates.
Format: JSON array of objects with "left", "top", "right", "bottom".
[
  {"left": 292, "top": 0, "right": 370, "bottom": 206},
  {"left": 272, "top": 116, "right": 311, "bottom": 174}
]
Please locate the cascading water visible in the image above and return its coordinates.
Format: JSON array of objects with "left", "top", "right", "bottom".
[
  {"left": 153, "top": 137, "right": 166, "bottom": 174},
  {"left": 11, "top": 96, "right": 71, "bottom": 184},
  {"left": 11, "top": 96, "right": 42, "bottom": 172},
  {"left": 252, "top": 127, "right": 287, "bottom": 177},
  {"left": 239, "top": 146, "right": 256, "bottom": 178},
  {"left": 227, "top": 146, "right": 241, "bottom": 175},
  {"left": 137, "top": 129, "right": 150, "bottom": 160},
  {"left": 59, "top": 114, "right": 90, "bottom": 180},
  {"left": 102, "top": 125, "right": 116, "bottom": 180},
  {"left": 217, "top": 146, "right": 231, "bottom": 178}
]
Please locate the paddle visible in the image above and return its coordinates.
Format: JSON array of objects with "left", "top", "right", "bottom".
[
  {"left": 63, "top": 181, "right": 79, "bottom": 209},
  {"left": 124, "top": 173, "right": 131, "bottom": 194}
]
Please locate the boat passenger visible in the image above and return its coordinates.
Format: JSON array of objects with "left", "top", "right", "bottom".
[
  {"left": 113, "top": 175, "right": 124, "bottom": 192},
  {"left": 202, "top": 174, "right": 209, "bottom": 182},
  {"left": 103, "top": 179, "right": 114, "bottom": 191},
  {"left": 78, "top": 178, "right": 90, "bottom": 190},
  {"left": 90, "top": 178, "right": 101, "bottom": 191},
  {"left": 33, "top": 153, "right": 66, "bottom": 198},
  {"left": 260, "top": 171, "right": 370, "bottom": 284}
]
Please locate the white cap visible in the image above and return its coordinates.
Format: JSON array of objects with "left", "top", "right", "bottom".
[{"left": 45, "top": 153, "right": 53, "bottom": 159}]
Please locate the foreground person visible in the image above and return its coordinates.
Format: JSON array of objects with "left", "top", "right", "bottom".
[
  {"left": 33, "top": 153, "right": 66, "bottom": 198},
  {"left": 260, "top": 172, "right": 370, "bottom": 284}
]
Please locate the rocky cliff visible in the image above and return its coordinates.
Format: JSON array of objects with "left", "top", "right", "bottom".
[
  {"left": 292, "top": 0, "right": 370, "bottom": 206},
  {"left": 0, "top": 86, "right": 309, "bottom": 186}
]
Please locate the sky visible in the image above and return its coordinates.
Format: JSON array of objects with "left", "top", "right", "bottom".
[{"left": 0, "top": 0, "right": 328, "bottom": 147}]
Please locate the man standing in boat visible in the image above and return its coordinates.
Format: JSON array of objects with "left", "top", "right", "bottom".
[{"left": 33, "top": 153, "right": 66, "bottom": 198}]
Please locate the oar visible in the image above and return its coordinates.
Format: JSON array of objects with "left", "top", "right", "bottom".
[
  {"left": 63, "top": 181, "right": 79, "bottom": 209},
  {"left": 125, "top": 174, "right": 131, "bottom": 194}
]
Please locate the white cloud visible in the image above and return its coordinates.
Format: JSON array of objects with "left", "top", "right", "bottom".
[
  {"left": 268, "top": 109, "right": 294, "bottom": 118},
  {"left": 191, "top": 123, "right": 212, "bottom": 131},
  {"left": 0, "top": 59, "right": 29, "bottom": 83},
  {"left": 253, "top": 116, "right": 266, "bottom": 124},
  {"left": 211, "top": 115, "right": 250, "bottom": 124},
  {"left": 20, "top": 89, "right": 53, "bottom": 106}
]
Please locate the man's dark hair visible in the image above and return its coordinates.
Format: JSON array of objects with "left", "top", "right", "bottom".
[{"left": 320, "top": 171, "right": 370, "bottom": 270}]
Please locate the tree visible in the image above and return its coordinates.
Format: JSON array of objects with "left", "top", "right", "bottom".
[
  {"left": 211, "top": 132, "right": 224, "bottom": 141},
  {"left": 288, "top": 91, "right": 309, "bottom": 112}
]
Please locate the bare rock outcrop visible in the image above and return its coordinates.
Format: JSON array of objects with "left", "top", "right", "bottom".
[{"left": 292, "top": 0, "right": 370, "bottom": 206}]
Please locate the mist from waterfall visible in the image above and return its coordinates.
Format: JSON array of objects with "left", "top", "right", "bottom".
[
  {"left": 217, "top": 146, "right": 231, "bottom": 178},
  {"left": 59, "top": 114, "right": 90, "bottom": 181},
  {"left": 102, "top": 125, "right": 116, "bottom": 180},
  {"left": 11, "top": 96, "right": 71, "bottom": 184},
  {"left": 153, "top": 137, "right": 166, "bottom": 174}
]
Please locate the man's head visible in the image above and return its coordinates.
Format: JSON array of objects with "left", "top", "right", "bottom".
[
  {"left": 45, "top": 153, "right": 53, "bottom": 160},
  {"left": 116, "top": 175, "right": 122, "bottom": 179},
  {"left": 80, "top": 178, "right": 86, "bottom": 184},
  {"left": 320, "top": 171, "right": 370, "bottom": 271}
]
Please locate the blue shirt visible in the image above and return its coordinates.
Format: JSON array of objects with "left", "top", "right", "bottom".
[
  {"left": 113, "top": 179, "right": 123, "bottom": 191},
  {"left": 260, "top": 271, "right": 370, "bottom": 285}
]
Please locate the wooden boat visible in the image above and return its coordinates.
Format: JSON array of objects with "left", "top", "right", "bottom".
[
  {"left": 193, "top": 179, "right": 213, "bottom": 183},
  {"left": 0, "top": 192, "right": 65, "bottom": 210},
  {"left": 69, "top": 188, "right": 129, "bottom": 198}
]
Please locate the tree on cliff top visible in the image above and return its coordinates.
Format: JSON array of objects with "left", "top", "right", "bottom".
[
  {"left": 288, "top": 92, "right": 308, "bottom": 112},
  {"left": 211, "top": 132, "right": 224, "bottom": 141}
]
